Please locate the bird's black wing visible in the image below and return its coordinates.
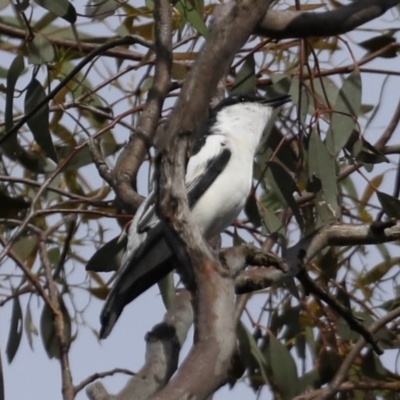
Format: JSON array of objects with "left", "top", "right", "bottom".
[{"left": 136, "top": 141, "right": 231, "bottom": 233}]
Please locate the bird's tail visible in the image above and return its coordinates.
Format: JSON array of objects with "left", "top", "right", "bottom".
[{"left": 99, "top": 239, "right": 174, "bottom": 339}]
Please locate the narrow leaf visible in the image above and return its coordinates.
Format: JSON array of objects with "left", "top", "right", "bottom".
[
  {"left": 27, "top": 33, "right": 55, "bottom": 65},
  {"left": 231, "top": 56, "right": 256, "bottom": 95},
  {"left": 268, "top": 161, "right": 303, "bottom": 230},
  {"left": 25, "top": 78, "right": 58, "bottom": 162},
  {"left": 308, "top": 132, "right": 340, "bottom": 224},
  {"left": 326, "top": 71, "right": 362, "bottom": 155},
  {"left": 377, "top": 191, "right": 400, "bottom": 218},
  {"left": 173, "top": 0, "right": 208, "bottom": 37},
  {"left": 24, "top": 304, "right": 38, "bottom": 351},
  {"left": 5, "top": 54, "right": 24, "bottom": 132},
  {"left": 40, "top": 297, "right": 71, "bottom": 359},
  {"left": 237, "top": 322, "right": 268, "bottom": 384},
  {"left": 266, "top": 334, "right": 299, "bottom": 400},
  {"left": 3, "top": 54, "right": 24, "bottom": 156},
  {"left": 34, "top": 0, "right": 77, "bottom": 23},
  {"left": 6, "top": 296, "right": 23, "bottom": 363},
  {"left": 86, "top": 0, "right": 118, "bottom": 19}
]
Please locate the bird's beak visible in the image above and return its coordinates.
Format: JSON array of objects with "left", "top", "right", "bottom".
[{"left": 261, "top": 94, "right": 291, "bottom": 108}]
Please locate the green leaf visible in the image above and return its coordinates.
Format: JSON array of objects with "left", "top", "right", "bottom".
[
  {"left": 58, "top": 142, "right": 122, "bottom": 171},
  {"left": 0, "top": 0, "right": 10, "bottom": 12},
  {"left": 86, "top": 235, "right": 126, "bottom": 272},
  {"left": 357, "top": 257, "right": 400, "bottom": 286},
  {"left": 85, "top": 0, "right": 118, "bottom": 19},
  {"left": 361, "top": 350, "right": 390, "bottom": 380},
  {"left": 5, "top": 54, "right": 24, "bottom": 132},
  {"left": 25, "top": 78, "right": 58, "bottom": 162},
  {"left": 3, "top": 54, "right": 25, "bottom": 157},
  {"left": 27, "top": 33, "right": 55, "bottom": 65},
  {"left": 359, "top": 35, "right": 397, "bottom": 58},
  {"left": 244, "top": 194, "right": 262, "bottom": 228},
  {"left": 24, "top": 304, "right": 38, "bottom": 351},
  {"left": 6, "top": 296, "right": 23, "bottom": 363},
  {"left": 298, "top": 370, "right": 320, "bottom": 393},
  {"left": 158, "top": 272, "right": 176, "bottom": 310},
  {"left": 376, "top": 191, "right": 400, "bottom": 218},
  {"left": 231, "top": 56, "right": 256, "bottom": 95},
  {"left": 289, "top": 77, "right": 311, "bottom": 128},
  {"left": 237, "top": 322, "right": 268, "bottom": 386},
  {"left": 34, "top": 0, "right": 77, "bottom": 23},
  {"left": 11, "top": 235, "right": 38, "bottom": 261},
  {"left": 346, "top": 135, "right": 388, "bottom": 165},
  {"left": 87, "top": 287, "right": 110, "bottom": 300},
  {"left": 326, "top": 71, "right": 362, "bottom": 155},
  {"left": 173, "top": 0, "right": 208, "bottom": 37},
  {"left": 308, "top": 132, "right": 340, "bottom": 224},
  {"left": 15, "top": 0, "right": 29, "bottom": 12},
  {"left": 261, "top": 206, "right": 285, "bottom": 235},
  {"left": 268, "top": 161, "right": 303, "bottom": 230},
  {"left": 40, "top": 297, "right": 72, "bottom": 359},
  {"left": 265, "top": 334, "right": 299, "bottom": 400}
]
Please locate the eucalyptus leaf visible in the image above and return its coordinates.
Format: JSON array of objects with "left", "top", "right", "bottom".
[
  {"left": 27, "top": 33, "right": 55, "bottom": 64},
  {"left": 308, "top": 131, "right": 340, "bottom": 224},
  {"left": 173, "top": 0, "right": 208, "bottom": 37},
  {"left": 377, "top": 191, "right": 400, "bottom": 218},
  {"left": 6, "top": 296, "right": 23, "bottom": 363},
  {"left": 231, "top": 56, "right": 256, "bottom": 95},
  {"left": 4, "top": 54, "right": 25, "bottom": 157},
  {"left": 326, "top": 71, "right": 362, "bottom": 155},
  {"left": 265, "top": 333, "right": 299, "bottom": 400},
  {"left": 34, "top": 0, "right": 77, "bottom": 23},
  {"left": 25, "top": 78, "right": 58, "bottom": 162},
  {"left": 40, "top": 297, "right": 71, "bottom": 359}
]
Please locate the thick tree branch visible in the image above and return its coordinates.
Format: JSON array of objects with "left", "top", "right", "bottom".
[
  {"left": 304, "top": 220, "right": 400, "bottom": 263},
  {"left": 87, "top": 291, "right": 193, "bottom": 400},
  {"left": 215, "top": 0, "right": 400, "bottom": 39},
  {"left": 258, "top": 0, "right": 400, "bottom": 38},
  {"left": 112, "top": 0, "right": 173, "bottom": 210},
  {"left": 152, "top": 1, "right": 274, "bottom": 399}
]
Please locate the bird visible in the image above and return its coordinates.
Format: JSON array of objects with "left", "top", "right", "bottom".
[{"left": 99, "top": 93, "right": 290, "bottom": 339}]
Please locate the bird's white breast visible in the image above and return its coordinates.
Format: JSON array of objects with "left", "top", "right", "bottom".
[{"left": 188, "top": 134, "right": 253, "bottom": 238}]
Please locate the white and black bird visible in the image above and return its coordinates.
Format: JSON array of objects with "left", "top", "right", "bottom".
[{"left": 99, "top": 94, "right": 290, "bottom": 339}]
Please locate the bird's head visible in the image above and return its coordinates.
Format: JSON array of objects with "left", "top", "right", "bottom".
[{"left": 210, "top": 93, "right": 290, "bottom": 152}]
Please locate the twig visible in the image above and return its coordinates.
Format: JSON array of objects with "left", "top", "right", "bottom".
[
  {"left": 38, "top": 236, "right": 74, "bottom": 400},
  {"left": 320, "top": 306, "right": 400, "bottom": 400},
  {"left": 296, "top": 266, "right": 383, "bottom": 355},
  {"left": 74, "top": 368, "right": 134, "bottom": 395},
  {"left": 1, "top": 36, "right": 152, "bottom": 145}
]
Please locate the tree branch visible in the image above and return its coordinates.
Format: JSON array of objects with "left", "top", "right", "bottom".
[
  {"left": 38, "top": 236, "right": 74, "bottom": 400},
  {"left": 215, "top": 0, "right": 400, "bottom": 39},
  {"left": 112, "top": 0, "right": 173, "bottom": 210},
  {"left": 87, "top": 290, "right": 193, "bottom": 400},
  {"left": 259, "top": 0, "right": 400, "bottom": 38},
  {"left": 304, "top": 220, "right": 400, "bottom": 263},
  {"left": 152, "top": 1, "right": 274, "bottom": 399}
]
